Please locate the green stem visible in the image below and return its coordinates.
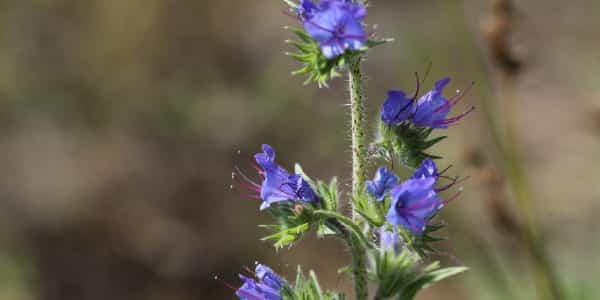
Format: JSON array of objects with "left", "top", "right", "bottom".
[{"left": 348, "top": 55, "right": 369, "bottom": 300}]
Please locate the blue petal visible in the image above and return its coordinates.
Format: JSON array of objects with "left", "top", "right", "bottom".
[
  {"left": 380, "top": 227, "right": 403, "bottom": 253},
  {"left": 256, "top": 264, "right": 284, "bottom": 290},
  {"left": 366, "top": 167, "right": 399, "bottom": 201},
  {"left": 254, "top": 145, "right": 294, "bottom": 209},
  {"left": 381, "top": 90, "right": 415, "bottom": 125},
  {"left": 412, "top": 78, "right": 452, "bottom": 128},
  {"left": 387, "top": 178, "right": 442, "bottom": 235},
  {"left": 236, "top": 276, "right": 263, "bottom": 300},
  {"left": 411, "top": 158, "right": 438, "bottom": 180},
  {"left": 288, "top": 174, "right": 319, "bottom": 203}
]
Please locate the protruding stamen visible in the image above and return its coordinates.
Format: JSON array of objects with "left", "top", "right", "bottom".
[
  {"left": 437, "top": 106, "right": 476, "bottom": 126},
  {"left": 442, "top": 191, "right": 462, "bottom": 205},
  {"left": 234, "top": 166, "right": 261, "bottom": 188},
  {"left": 436, "top": 175, "right": 470, "bottom": 192},
  {"left": 438, "top": 164, "right": 453, "bottom": 176},
  {"left": 449, "top": 81, "right": 475, "bottom": 105},
  {"left": 244, "top": 266, "right": 256, "bottom": 276},
  {"left": 282, "top": 9, "right": 301, "bottom": 21}
]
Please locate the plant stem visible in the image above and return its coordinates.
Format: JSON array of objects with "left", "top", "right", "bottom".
[{"left": 348, "top": 55, "right": 369, "bottom": 300}]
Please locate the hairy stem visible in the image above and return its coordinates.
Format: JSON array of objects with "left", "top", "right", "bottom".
[{"left": 348, "top": 55, "right": 368, "bottom": 300}]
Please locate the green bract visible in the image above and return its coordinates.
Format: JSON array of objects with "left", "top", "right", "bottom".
[
  {"left": 285, "top": 26, "right": 392, "bottom": 87},
  {"left": 373, "top": 121, "right": 448, "bottom": 169}
]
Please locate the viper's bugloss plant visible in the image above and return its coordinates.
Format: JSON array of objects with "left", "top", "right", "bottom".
[{"left": 228, "top": 1, "right": 475, "bottom": 299}]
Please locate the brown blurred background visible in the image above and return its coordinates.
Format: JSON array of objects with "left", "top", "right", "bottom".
[{"left": 0, "top": 0, "right": 599, "bottom": 299}]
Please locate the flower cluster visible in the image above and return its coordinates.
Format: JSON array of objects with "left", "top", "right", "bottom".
[
  {"left": 228, "top": 2, "right": 473, "bottom": 299},
  {"left": 367, "top": 158, "right": 461, "bottom": 235}
]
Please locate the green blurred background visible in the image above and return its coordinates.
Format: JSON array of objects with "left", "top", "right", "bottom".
[{"left": 0, "top": 0, "right": 599, "bottom": 299}]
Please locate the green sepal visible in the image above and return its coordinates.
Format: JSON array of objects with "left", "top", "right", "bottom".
[
  {"left": 368, "top": 248, "right": 468, "bottom": 299},
  {"left": 372, "top": 121, "right": 448, "bottom": 169},
  {"left": 284, "top": 26, "right": 391, "bottom": 87},
  {"left": 260, "top": 202, "right": 317, "bottom": 250},
  {"left": 397, "top": 221, "right": 448, "bottom": 258},
  {"left": 282, "top": 266, "right": 346, "bottom": 300},
  {"left": 313, "top": 210, "right": 372, "bottom": 249},
  {"left": 397, "top": 266, "right": 468, "bottom": 300},
  {"left": 353, "top": 191, "right": 386, "bottom": 227}
]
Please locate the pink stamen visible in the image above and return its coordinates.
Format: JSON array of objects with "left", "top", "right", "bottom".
[
  {"left": 438, "top": 164, "right": 453, "bottom": 176},
  {"left": 220, "top": 280, "right": 239, "bottom": 292},
  {"left": 241, "top": 193, "right": 262, "bottom": 201},
  {"left": 236, "top": 165, "right": 261, "bottom": 184},
  {"left": 443, "top": 191, "right": 462, "bottom": 205},
  {"left": 217, "top": 277, "right": 263, "bottom": 300},
  {"left": 449, "top": 81, "right": 475, "bottom": 106},
  {"left": 436, "top": 106, "right": 475, "bottom": 125},
  {"left": 436, "top": 175, "right": 469, "bottom": 192},
  {"left": 234, "top": 177, "right": 261, "bottom": 193},
  {"left": 282, "top": 9, "right": 301, "bottom": 22},
  {"left": 244, "top": 266, "right": 256, "bottom": 276}
]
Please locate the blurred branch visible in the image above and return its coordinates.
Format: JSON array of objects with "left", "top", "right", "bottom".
[{"left": 478, "top": 1, "right": 564, "bottom": 300}]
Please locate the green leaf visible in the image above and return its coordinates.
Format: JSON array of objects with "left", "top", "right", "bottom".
[
  {"left": 398, "top": 266, "right": 468, "bottom": 300},
  {"left": 313, "top": 210, "right": 371, "bottom": 249}
]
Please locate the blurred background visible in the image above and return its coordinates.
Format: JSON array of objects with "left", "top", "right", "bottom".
[{"left": 0, "top": 0, "right": 598, "bottom": 299}]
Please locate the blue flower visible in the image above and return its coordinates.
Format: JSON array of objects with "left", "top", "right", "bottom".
[
  {"left": 255, "top": 264, "right": 284, "bottom": 291},
  {"left": 236, "top": 275, "right": 282, "bottom": 300},
  {"left": 366, "top": 167, "right": 399, "bottom": 201},
  {"left": 412, "top": 78, "right": 475, "bottom": 128},
  {"left": 380, "top": 227, "right": 403, "bottom": 253},
  {"left": 410, "top": 158, "right": 438, "bottom": 180},
  {"left": 386, "top": 178, "right": 443, "bottom": 235},
  {"left": 381, "top": 90, "right": 416, "bottom": 125},
  {"left": 298, "top": 0, "right": 367, "bottom": 58},
  {"left": 234, "top": 144, "right": 318, "bottom": 210},
  {"left": 380, "top": 78, "right": 474, "bottom": 128},
  {"left": 410, "top": 158, "right": 465, "bottom": 193}
]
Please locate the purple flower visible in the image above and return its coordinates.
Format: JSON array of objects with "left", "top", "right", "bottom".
[
  {"left": 386, "top": 178, "right": 443, "bottom": 235},
  {"left": 366, "top": 167, "right": 399, "bottom": 201},
  {"left": 411, "top": 158, "right": 465, "bottom": 193},
  {"left": 235, "top": 144, "right": 318, "bottom": 210},
  {"left": 298, "top": 0, "right": 367, "bottom": 58},
  {"left": 380, "top": 227, "right": 403, "bottom": 253},
  {"left": 410, "top": 158, "right": 438, "bottom": 180},
  {"left": 412, "top": 78, "right": 475, "bottom": 128},
  {"left": 380, "top": 77, "right": 474, "bottom": 127},
  {"left": 255, "top": 264, "right": 284, "bottom": 291},
  {"left": 381, "top": 90, "right": 416, "bottom": 125},
  {"left": 235, "top": 264, "right": 284, "bottom": 300}
]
